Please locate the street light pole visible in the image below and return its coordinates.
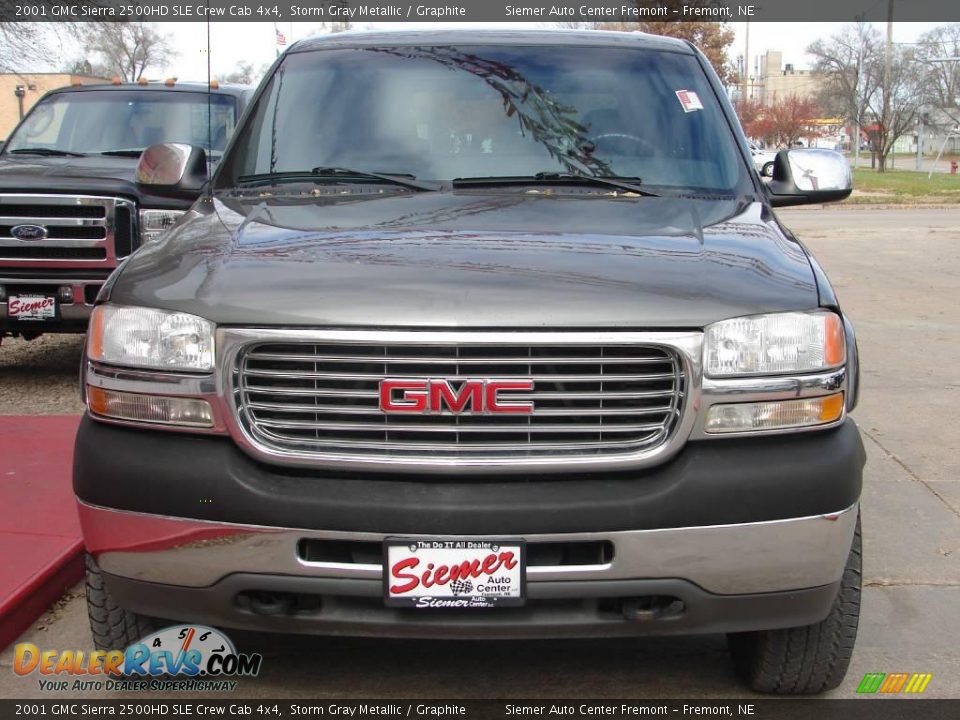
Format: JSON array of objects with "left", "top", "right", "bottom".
[
  {"left": 916, "top": 96, "right": 923, "bottom": 171},
  {"left": 883, "top": 0, "right": 893, "bottom": 170},
  {"left": 14, "top": 85, "right": 25, "bottom": 121}
]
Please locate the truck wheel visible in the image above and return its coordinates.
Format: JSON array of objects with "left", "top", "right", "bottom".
[
  {"left": 85, "top": 554, "right": 157, "bottom": 651},
  {"left": 727, "top": 514, "right": 861, "bottom": 694}
]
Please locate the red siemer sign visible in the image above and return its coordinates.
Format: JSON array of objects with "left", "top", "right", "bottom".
[{"left": 379, "top": 379, "right": 534, "bottom": 414}]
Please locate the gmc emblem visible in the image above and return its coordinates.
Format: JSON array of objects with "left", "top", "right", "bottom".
[{"left": 379, "top": 379, "right": 534, "bottom": 415}]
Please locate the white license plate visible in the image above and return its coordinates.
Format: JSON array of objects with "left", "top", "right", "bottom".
[
  {"left": 8, "top": 295, "right": 56, "bottom": 320},
  {"left": 384, "top": 538, "right": 526, "bottom": 608}
]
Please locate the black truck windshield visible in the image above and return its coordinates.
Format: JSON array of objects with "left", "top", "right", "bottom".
[
  {"left": 4, "top": 90, "right": 237, "bottom": 156},
  {"left": 221, "top": 45, "right": 749, "bottom": 194}
]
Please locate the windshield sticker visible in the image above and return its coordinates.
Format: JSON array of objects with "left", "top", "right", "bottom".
[{"left": 675, "top": 90, "right": 704, "bottom": 113}]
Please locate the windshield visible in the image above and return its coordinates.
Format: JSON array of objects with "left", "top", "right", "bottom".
[
  {"left": 219, "top": 45, "right": 749, "bottom": 194},
  {"left": 4, "top": 90, "right": 238, "bottom": 156}
]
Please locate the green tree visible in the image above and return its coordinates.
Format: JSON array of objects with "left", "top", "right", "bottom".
[{"left": 592, "top": 20, "right": 736, "bottom": 85}]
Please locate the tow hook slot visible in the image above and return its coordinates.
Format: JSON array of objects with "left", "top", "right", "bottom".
[
  {"left": 236, "top": 590, "right": 322, "bottom": 616},
  {"left": 621, "top": 596, "right": 686, "bottom": 622}
]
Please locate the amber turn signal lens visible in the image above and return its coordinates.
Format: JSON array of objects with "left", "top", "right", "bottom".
[
  {"left": 818, "top": 392, "right": 845, "bottom": 423},
  {"left": 824, "top": 313, "right": 846, "bottom": 367},
  {"left": 87, "top": 305, "right": 105, "bottom": 362}
]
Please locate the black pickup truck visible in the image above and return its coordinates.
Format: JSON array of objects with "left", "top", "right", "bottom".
[
  {"left": 75, "top": 30, "right": 864, "bottom": 693},
  {"left": 0, "top": 80, "right": 251, "bottom": 340}
]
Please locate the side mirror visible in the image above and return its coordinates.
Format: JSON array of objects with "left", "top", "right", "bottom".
[
  {"left": 135, "top": 143, "right": 207, "bottom": 197},
  {"left": 767, "top": 148, "right": 852, "bottom": 208}
]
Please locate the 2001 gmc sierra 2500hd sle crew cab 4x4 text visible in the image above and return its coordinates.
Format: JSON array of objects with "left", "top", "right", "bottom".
[{"left": 74, "top": 30, "right": 864, "bottom": 694}]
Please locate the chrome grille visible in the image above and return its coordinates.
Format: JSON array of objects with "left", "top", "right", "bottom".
[
  {"left": 234, "top": 338, "right": 685, "bottom": 463},
  {"left": 0, "top": 194, "right": 136, "bottom": 263}
]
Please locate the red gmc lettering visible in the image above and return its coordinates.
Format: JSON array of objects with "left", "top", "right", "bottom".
[
  {"left": 389, "top": 552, "right": 519, "bottom": 595},
  {"left": 379, "top": 381, "right": 427, "bottom": 412},
  {"left": 430, "top": 380, "right": 481, "bottom": 413},
  {"left": 380, "top": 379, "right": 534, "bottom": 414},
  {"left": 486, "top": 381, "right": 535, "bottom": 413}
]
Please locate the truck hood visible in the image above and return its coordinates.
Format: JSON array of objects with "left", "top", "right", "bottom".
[
  {"left": 111, "top": 190, "right": 818, "bottom": 329},
  {"left": 0, "top": 153, "right": 137, "bottom": 184},
  {"left": 0, "top": 153, "right": 199, "bottom": 208}
]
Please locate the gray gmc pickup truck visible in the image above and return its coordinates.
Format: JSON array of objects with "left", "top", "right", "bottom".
[{"left": 74, "top": 30, "right": 864, "bottom": 693}]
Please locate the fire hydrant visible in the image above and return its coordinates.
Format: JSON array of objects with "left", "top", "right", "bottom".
[{"left": 951, "top": 160, "right": 959, "bottom": 175}]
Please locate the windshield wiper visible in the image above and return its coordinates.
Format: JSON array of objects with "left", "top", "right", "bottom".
[
  {"left": 8, "top": 148, "right": 87, "bottom": 157},
  {"left": 100, "top": 149, "right": 145, "bottom": 157},
  {"left": 453, "top": 172, "right": 659, "bottom": 197},
  {"left": 237, "top": 167, "right": 439, "bottom": 192}
]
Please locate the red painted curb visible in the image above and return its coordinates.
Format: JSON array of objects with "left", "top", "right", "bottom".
[
  {"left": 0, "top": 415, "right": 84, "bottom": 650},
  {"left": 0, "top": 541, "right": 84, "bottom": 650}
]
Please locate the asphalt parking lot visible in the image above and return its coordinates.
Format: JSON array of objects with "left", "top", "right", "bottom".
[{"left": 0, "top": 206, "right": 958, "bottom": 700}]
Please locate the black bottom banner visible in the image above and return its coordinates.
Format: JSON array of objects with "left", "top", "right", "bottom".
[{"left": 1, "top": 700, "right": 958, "bottom": 720}]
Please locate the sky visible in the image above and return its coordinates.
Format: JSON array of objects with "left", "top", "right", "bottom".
[{"left": 46, "top": 21, "right": 947, "bottom": 81}]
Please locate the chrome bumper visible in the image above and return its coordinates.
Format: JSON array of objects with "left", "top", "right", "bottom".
[{"left": 78, "top": 501, "right": 858, "bottom": 596}]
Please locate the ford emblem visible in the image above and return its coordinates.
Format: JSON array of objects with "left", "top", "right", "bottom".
[{"left": 10, "top": 224, "right": 48, "bottom": 241}]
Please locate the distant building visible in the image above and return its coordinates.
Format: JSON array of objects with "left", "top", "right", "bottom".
[
  {"left": 0, "top": 73, "right": 111, "bottom": 141},
  {"left": 753, "top": 51, "right": 824, "bottom": 107}
]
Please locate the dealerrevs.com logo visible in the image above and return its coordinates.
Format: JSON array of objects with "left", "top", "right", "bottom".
[{"left": 14, "top": 625, "right": 262, "bottom": 692}]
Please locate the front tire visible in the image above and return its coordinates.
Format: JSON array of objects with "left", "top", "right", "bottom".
[
  {"left": 85, "top": 554, "right": 157, "bottom": 651},
  {"left": 761, "top": 162, "right": 775, "bottom": 178},
  {"left": 727, "top": 514, "right": 862, "bottom": 694}
]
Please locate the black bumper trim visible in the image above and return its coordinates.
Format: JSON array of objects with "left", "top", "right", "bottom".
[
  {"left": 74, "top": 416, "right": 864, "bottom": 535},
  {"left": 104, "top": 572, "right": 840, "bottom": 640}
]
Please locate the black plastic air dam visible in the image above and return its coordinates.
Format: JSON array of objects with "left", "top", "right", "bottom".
[
  {"left": 74, "top": 415, "right": 864, "bottom": 535},
  {"left": 102, "top": 573, "right": 842, "bottom": 639}
]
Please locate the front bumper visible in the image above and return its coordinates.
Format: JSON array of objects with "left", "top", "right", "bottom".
[
  {"left": 74, "top": 416, "right": 864, "bottom": 638},
  {"left": 1, "top": 271, "right": 107, "bottom": 333}
]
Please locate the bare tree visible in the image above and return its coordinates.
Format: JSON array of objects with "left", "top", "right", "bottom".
[
  {"left": 808, "top": 23, "right": 878, "bottom": 139},
  {"left": 809, "top": 22, "right": 922, "bottom": 171},
  {"left": 864, "top": 45, "right": 924, "bottom": 171},
  {"left": 0, "top": 23, "right": 61, "bottom": 73},
  {"left": 217, "top": 61, "right": 256, "bottom": 85},
  {"left": 75, "top": 22, "right": 176, "bottom": 82},
  {"left": 915, "top": 24, "right": 960, "bottom": 130}
]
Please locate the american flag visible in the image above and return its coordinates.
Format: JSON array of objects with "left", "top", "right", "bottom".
[{"left": 275, "top": 27, "right": 287, "bottom": 46}]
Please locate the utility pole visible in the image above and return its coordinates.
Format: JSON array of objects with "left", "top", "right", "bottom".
[
  {"left": 742, "top": 21, "right": 750, "bottom": 103},
  {"left": 883, "top": 0, "right": 893, "bottom": 170},
  {"left": 854, "top": 41, "right": 864, "bottom": 169},
  {"left": 916, "top": 95, "right": 923, "bottom": 171}
]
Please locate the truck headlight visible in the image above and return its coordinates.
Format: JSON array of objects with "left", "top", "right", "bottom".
[
  {"left": 88, "top": 305, "right": 214, "bottom": 372},
  {"left": 704, "top": 311, "right": 845, "bottom": 378},
  {"left": 139, "top": 209, "right": 186, "bottom": 244}
]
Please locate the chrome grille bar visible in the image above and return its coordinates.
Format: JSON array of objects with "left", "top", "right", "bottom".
[
  {"left": 0, "top": 194, "right": 136, "bottom": 263},
  {"left": 223, "top": 329, "right": 702, "bottom": 473}
]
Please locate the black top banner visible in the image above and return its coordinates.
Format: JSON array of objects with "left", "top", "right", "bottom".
[{"left": 3, "top": 0, "right": 960, "bottom": 23}]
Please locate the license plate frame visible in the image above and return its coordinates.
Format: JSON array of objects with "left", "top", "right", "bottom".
[
  {"left": 383, "top": 538, "right": 526, "bottom": 609},
  {"left": 7, "top": 294, "right": 58, "bottom": 321}
]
